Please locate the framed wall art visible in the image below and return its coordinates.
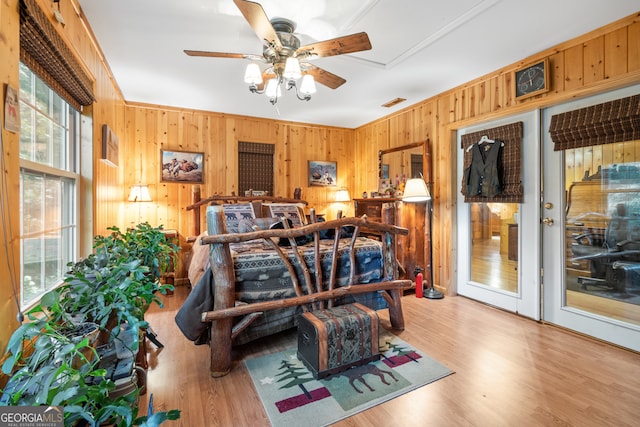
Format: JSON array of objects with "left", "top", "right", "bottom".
[
  {"left": 381, "top": 164, "right": 389, "bottom": 179},
  {"left": 161, "top": 149, "right": 204, "bottom": 183},
  {"left": 4, "top": 85, "right": 20, "bottom": 133},
  {"left": 101, "top": 124, "right": 119, "bottom": 167},
  {"left": 308, "top": 160, "right": 337, "bottom": 187}
]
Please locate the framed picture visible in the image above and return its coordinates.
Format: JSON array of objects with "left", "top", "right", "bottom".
[
  {"left": 308, "top": 160, "right": 337, "bottom": 187},
  {"left": 161, "top": 149, "right": 204, "bottom": 183},
  {"left": 382, "top": 164, "right": 389, "bottom": 179},
  {"left": 4, "top": 84, "right": 19, "bottom": 133},
  {"left": 101, "top": 124, "right": 119, "bottom": 167}
]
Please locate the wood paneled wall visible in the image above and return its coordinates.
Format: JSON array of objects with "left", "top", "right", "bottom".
[
  {"left": 0, "top": 0, "right": 23, "bottom": 350},
  {"left": 121, "top": 104, "right": 357, "bottom": 277},
  {"left": 355, "top": 12, "right": 640, "bottom": 295},
  {"left": 0, "top": 0, "right": 638, "bottom": 351},
  {"left": 0, "top": 0, "right": 126, "bottom": 350}
]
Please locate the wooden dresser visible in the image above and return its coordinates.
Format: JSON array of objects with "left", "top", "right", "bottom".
[{"left": 353, "top": 198, "right": 426, "bottom": 280}]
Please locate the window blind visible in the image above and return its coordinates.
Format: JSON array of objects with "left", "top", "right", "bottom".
[
  {"left": 549, "top": 94, "right": 640, "bottom": 151},
  {"left": 20, "top": 0, "right": 95, "bottom": 110}
]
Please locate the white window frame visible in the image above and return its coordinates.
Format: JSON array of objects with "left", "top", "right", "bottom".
[{"left": 19, "top": 63, "right": 80, "bottom": 308}]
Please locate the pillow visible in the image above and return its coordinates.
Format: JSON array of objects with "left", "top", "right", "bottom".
[
  {"left": 265, "top": 203, "right": 306, "bottom": 227},
  {"left": 254, "top": 217, "right": 279, "bottom": 230},
  {"left": 222, "top": 203, "right": 256, "bottom": 233},
  {"left": 269, "top": 219, "right": 312, "bottom": 246},
  {"left": 236, "top": 216, "right": 280, "bottom": 233}
]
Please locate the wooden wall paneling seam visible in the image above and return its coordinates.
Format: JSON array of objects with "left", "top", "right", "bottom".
[
  {"left": 604, "top": 27, "right": 629, "bottom": 78},
  {"left": 629, "top": 20, "right": 640, "bottom": 71},
  {"left": 584, "top": 36, "right": 605, "bottom": 85}
]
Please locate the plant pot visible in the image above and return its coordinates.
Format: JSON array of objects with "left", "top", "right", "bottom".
[
  {"left": 114, "top": 323, "right": 139, "bottom": 360},
  {"left": 62, "top": 322, "right": 99, "bottom": 369},
  {"left": 97, "top": 310, "right": 119, "bottom": 346}
]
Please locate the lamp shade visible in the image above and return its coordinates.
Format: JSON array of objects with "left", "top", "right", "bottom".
[
  {"left": 128, "top": 185, "right": 152, "bottom": 202},
  {"left": 335, "top": 189, "right": 350, "bottom": 202},
  {"left": 402, "top": 178, "right": 431, "bottom": 202},
  {"left": 283, "top": 57, "right": 302, "bottom": 80},
  {"left": 244, "top": 63, "right": 263, "bottom": 85},
  {"left": 265, "top": 78, "right": 281, "bottom": 98},
  {"left": 299, "top": 74, "right": 317, "bottom": 95}
]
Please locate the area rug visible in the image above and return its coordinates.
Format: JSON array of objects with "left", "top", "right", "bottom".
[{"left": 244, "top": 330, "right": 454, "bottom": 427}]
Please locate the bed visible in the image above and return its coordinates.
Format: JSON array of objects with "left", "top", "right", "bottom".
[{"left": 175, "top": 191, "right": 411, "bottom": 377}]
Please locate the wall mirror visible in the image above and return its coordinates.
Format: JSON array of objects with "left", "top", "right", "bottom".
[{"left": 378, "top": 141, "right": 426, "bottom": 194}]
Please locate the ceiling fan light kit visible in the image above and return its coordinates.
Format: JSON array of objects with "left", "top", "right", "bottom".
[
  {"left": 243, "top": 62, "right": 263, "bottom": 85},
  {"left": 185, "top": 0, "right": 371, "bottom": 106}
]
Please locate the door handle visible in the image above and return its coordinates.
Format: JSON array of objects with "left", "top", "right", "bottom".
[{"left": 542, "top": 217, "right": 554, "bottom": 226}]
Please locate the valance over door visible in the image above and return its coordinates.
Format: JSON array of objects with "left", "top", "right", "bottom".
[{"left": 549, "top": 94, "right": 640, "bottom": 151}]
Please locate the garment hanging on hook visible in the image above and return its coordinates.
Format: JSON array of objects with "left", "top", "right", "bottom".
[
  {"left": 466, "top": 135, "right": 504, "bottom": 152},
  {"left": 462, "top": 138, "right": 504, "bottom": 198}
]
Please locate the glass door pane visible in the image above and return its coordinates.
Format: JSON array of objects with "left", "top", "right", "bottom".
[
  {"left": 470, "top": 202, "right": 519, "bottom": 292},
  {"left": 564, "top": 153, "right": 640, "bottom": 327}
]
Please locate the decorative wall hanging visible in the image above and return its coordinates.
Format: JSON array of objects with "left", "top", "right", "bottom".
[
  {"left": 381, "top": 164, "right": 390, "bottom": 179},
  {"left": 4, "top": 85, "right": 20, "bottom": 133},
  {"left": 460, "top": 122, "right": 523, "bottom": 203},
  {"left": 514, "top": 58, "right": 549, "bottom": 100},
  {"left": 100, "top": 124, "right": 119, "bottom": 167},
  {"left": 161, "top": 149, "right": 204, "bottom": 184},
  {"left": 308, "top": 160, "right": 337, "bottom": 187}
]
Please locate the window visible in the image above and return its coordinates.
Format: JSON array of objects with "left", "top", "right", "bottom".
[
  {"left": 238, "top": 142, "right": 274, "bottom": 195},
  {"left": 19, "top": 63, "right": 79, "bottom": 307}
]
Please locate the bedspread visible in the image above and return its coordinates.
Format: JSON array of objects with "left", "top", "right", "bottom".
[{"left": 175, "top": 236, "right": 388, "bottom": 345}]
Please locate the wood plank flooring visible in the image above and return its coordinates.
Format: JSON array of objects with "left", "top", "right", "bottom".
[
  {"left": 470, "top": 236, "right": 518, "bottom": 292},
  {"left": 138, "top": 286, "right": 640, "bottom": 427}
]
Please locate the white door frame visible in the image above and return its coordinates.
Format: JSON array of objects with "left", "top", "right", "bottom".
[
  {"left": 456, "top": 110, "right": 541, "bottom": 320},
  {"left": 541, "top": 85, "right": 640, "bottom": 351}
]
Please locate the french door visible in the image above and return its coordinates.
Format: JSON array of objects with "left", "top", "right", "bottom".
[
  {"left": 456, "top": 111, "right": 540, "bottom": 320},
  {"left": 541, "top": 86, "right": 640, "bottom": 352}
]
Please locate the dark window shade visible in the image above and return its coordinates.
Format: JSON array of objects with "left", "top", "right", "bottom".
[
  {"left": 20, "top": 0, "right": 95, "bottom": 110},
  {"left": 410, "top": 154, "right": 423, "bottom": 179},
  {"left": 550, "top": 94, "right": 640, "bottom": 151},
  {"left": 460, "top": 122, "right": 524, "bottom": 203},
  {"left": 238, "top": 142, "right": 274, "bottom": 195}
]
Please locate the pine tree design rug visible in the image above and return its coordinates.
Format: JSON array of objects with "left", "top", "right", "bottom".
[{"left": 244, "top": 330, "right": 454, "bottom": 426}]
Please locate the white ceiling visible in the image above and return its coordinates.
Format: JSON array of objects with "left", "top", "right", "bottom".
[{"left": 76, "top": 0, "right": 638, "bottom": 128}]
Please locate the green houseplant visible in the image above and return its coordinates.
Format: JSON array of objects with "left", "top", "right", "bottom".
[
  {"left": 62, "top": 223, "right": 178, "bottom": 332},
  {"left": 1, "top": 222, "right": 181, "bottom": 425}
]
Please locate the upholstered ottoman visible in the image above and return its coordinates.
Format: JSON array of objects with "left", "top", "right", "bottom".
[{"left": 297, "top": 302, "right": 380, "bottom": 379}]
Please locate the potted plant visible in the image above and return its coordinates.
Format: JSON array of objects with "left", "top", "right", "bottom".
[
  {"left": 62, "top": 223, "right": 178, "bottom": 340},
  {"left": 1, "top": 317, "right": 180, "bottom": 425},
  {"left": 1, "top": 222, "right": 181, "bottom": 425}
]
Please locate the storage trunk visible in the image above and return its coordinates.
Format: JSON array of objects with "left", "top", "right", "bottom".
[{"left": 297, "top": 303, "right": 380, "bottom": 379}]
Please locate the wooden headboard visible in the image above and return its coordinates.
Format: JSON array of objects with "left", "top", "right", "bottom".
[{"left": 184, "top": 186, "right": 308, "bottom": 239}]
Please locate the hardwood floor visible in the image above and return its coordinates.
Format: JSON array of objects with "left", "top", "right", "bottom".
[
  {"left": 470, "top": 236, "right": 518, "bottom": 292},
  {"left": 139, "top": 286, "right": 640, "bottom": 427}
]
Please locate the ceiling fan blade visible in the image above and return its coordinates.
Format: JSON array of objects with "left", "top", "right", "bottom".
[
  {"left": 297, "top": 32, "right": 371, "bottom": 59},
  {"left": 184, "top": 50, "right": 248, "bottom": 59},
  {"left": 303, "top": 64, "right": 346, "bottom": 89},
  {"left": 233, "top": 0, "right": 283, "bottom": 51}
]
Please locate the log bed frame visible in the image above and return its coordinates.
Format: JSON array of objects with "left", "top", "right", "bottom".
[{"left": 185, "top": 189, "right": 411, "bottom": 377}]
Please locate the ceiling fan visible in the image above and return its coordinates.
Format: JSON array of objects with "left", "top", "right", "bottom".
[{"left": 184, "top": 0, "right": 372, "bottom": 103}]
